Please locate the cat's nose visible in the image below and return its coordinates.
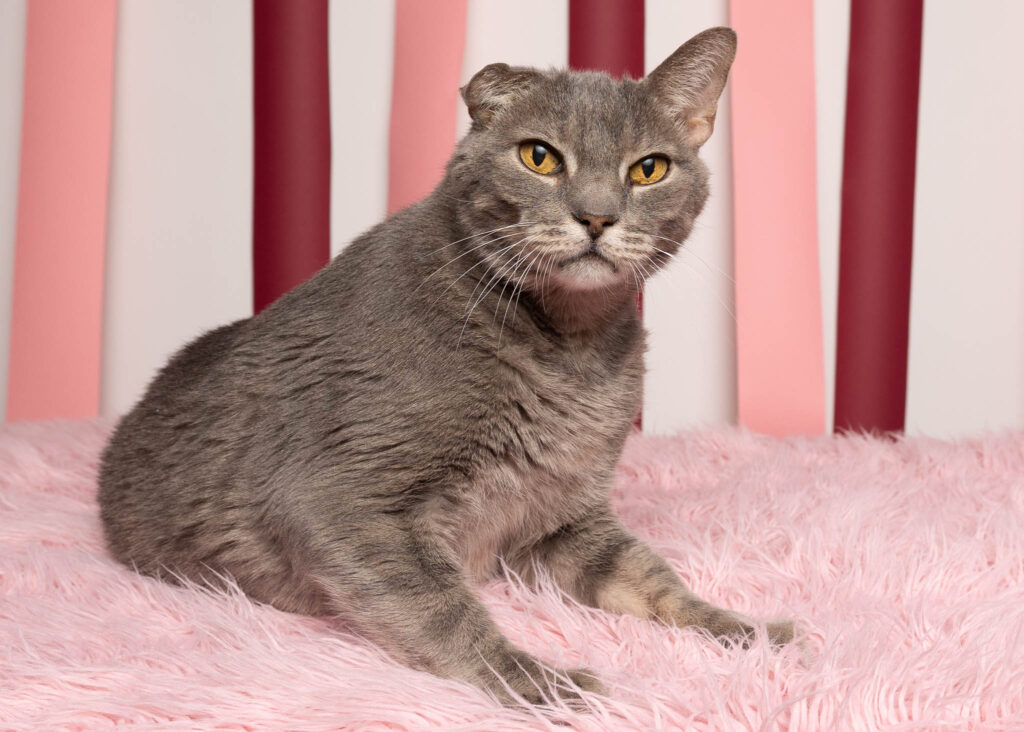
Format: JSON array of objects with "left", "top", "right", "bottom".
[{"left": 573, "top": 212, "right": 618, "bottom": 240}]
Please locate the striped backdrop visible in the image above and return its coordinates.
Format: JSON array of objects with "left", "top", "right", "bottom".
[{"left": 1, "top": 0, "right": 1022, "bottom": 439}]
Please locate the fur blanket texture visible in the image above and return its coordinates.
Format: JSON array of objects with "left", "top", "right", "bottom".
[{"left": 2, "top": 420, "right": 1023, "bottom": 730}]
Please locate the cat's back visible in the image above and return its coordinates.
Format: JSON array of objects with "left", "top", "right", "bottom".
[
  {"left": 97, "top": 317, "right": 252, "bottom": 570},
  {"left": 95, "top": 205, "right": 452, "bottom": 583},
  {"left": 99, "top": 203, "right": 431, "bottom": 487}
]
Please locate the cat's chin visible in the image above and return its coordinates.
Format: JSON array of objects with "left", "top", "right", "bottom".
[{"left": 554, "top": 252, "right": 624, "bottom": 292}]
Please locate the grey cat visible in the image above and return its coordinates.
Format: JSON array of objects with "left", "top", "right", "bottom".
[{"left": 98, "top": 27, "right": 792, "bottom": 706}]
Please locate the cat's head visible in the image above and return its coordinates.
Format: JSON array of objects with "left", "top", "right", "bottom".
[{"left": 445, "top": 27, "right": 736, "bottom": 297}]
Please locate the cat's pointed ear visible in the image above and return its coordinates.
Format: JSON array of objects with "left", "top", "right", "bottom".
[
  {"left": 644, "top": 27, "right": 737, "bottom": 148},
  {"left": 461, "top": 63, "right": 539, "bottom": 128}
]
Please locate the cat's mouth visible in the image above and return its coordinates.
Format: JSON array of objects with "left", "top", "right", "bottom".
[
  {"left": 561, "top": 246, "right": 616, "bottom": 270},
  {"left": 554, "top": 244, "right": 623, "bottom": 291}
]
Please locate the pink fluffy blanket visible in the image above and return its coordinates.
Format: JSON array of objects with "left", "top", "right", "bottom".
[{"left": 2, "top": 421, "right": 1023, "bottom": 730}]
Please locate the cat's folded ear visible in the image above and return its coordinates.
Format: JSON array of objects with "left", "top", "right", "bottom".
[
  {"left": 644, "top": 27, "right": 737, "bottom": 148},
  {"left": 461, "top": 63, "right": 540, "bottom": 129}
]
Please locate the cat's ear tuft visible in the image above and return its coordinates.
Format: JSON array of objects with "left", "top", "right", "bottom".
[
  {"left": 644, "top": 27, "right": 737, "bottom": 148},
  {"left": 461, "top": 63, "right": 539, "bottom": 128}
]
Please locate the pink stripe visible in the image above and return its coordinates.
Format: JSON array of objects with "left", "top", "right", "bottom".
[
  {"left": 387, "top": 0, "right": 467, "bottom": 214},
  {"left": 6, "top": 0, "right": 116, "bottom": 421},
  {"left": 728, "top": 0, "right": 825, "bottom": 436}
]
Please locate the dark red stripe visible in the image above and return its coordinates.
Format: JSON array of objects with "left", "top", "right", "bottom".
[
  {"left": 834, "top": 0, "right": 923, "bottom": 433},
  {"left": 252, "top": 0, "right": 331, "bottom": 314},
  {"left": 569, "top": 0, "right": 645, "bottom": 79}
]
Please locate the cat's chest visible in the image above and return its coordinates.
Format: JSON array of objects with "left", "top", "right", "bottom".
[
  {"left": 489, "top": 333, "right": 641, "bottom": 460},
  {"left": 442, "top": 334, "right": 643, "bottom": 578}
]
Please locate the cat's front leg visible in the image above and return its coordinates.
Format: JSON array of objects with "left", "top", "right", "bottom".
[
  {"left": 520, "top": 510, "right": 794, "bottom": 645},
  {"left": 310, "top": 522, "right": 603, "bottom": 706}
]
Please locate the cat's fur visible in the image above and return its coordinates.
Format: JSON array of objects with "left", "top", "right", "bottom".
[{"left": 98, "top": 28, "right": 792, "bottom": 705}]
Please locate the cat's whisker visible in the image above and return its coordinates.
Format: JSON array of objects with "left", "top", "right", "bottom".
[
  {"left": 648, "top": 234, "right": 735, "bottom": 286},
  {"left": 436, "top": 191, "right": 479, "bottom": 205},
  {"left": 498, "top": 247, "right": 545, "bottom": 343},
  {"left": 648, "top": 253, "right": 737, "bottom": 323},
  {"left": 495, "top": 241, "right": 544, "bottom": 298},
  {"left": 430, "top": 239, "right": 528, "bottom": 305},
  {"left": 633, "top": 258, "right": 659, "bottom": 286},
  {"left": 645, "top": 244, "right": 676, "bottom": 260},
  {"left": 676, "top": 248, "right": 736, "bottom": 290},
  {"left": 533, "top": 250, "right": 555, "bottom": 301},
  {"left": 486, "top": 236, "right": 540, "bottom": 316},
  {"left": 458, "top": 239, "right": 536, "bottom": 347},
  {"left": 417, "top": 236, "right": 512, "bottom": 295},
  {"left": 539, "top": 250, "right": 558, "bottom": 309},
  {"left": 432, "top": 229, "right": 531, "bottom": 271},
  {"left": 474, "top": 239, "right": 532, "bottom": 299},
  {"left": 426, "top": 221, "right": 536, "bottom": 256},
  {"left": 629, "top": 243, "right": 677, "bottom": 273},
  {"left": 508, "top": 250, "right": 549, "bottom": 332},
  {"left": 526, "top": 249, "right": 548, "bottom": 292},
  {"left": 462, "top": 250, "right": 516, "bottom": 324},
  {"left": 641, "top": 262, "right": 662, "bottom": 287},
  {"left": 415, "top": 229, "right": 537, "bottom": 294},
  {"left": 462, "top": 247, "right": 501, "bottom": 311},
  {"left": 492, "top": 240, "right": 542, "bottom": 328},
  {"left": 417, "top": 224, "right": 539, "bottom": 289},
  {"left": 626, "top": 261, "right": 643, "bottom": 295},
  {"left": 458, "top": 273, "right": 508, "bottom": 348},
  {"left": 490, "top": 244, "right": 534, "bottom": 327}
]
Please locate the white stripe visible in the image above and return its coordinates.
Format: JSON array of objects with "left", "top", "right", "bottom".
[
  {"left": 814, "top": 0, "right": 851, "bottom": 432},
  {"left": 101, "top": 0, "right": 253, "bottom": 417},
  {"left": 329, "top": 0, "right": 395, "bottom": 257},
  {"left": 0, "top": 0, "right": 26, "bottom": 421},
  {"left": 643, "top": 0, "right": 737, "bottom": 434},
  {"left": 907, "top": 0, "right": 1024, "bottom": 437}
]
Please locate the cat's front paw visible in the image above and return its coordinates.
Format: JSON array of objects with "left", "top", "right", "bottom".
[
  {"left": 703, "top": 610, "right": 797, "bottom": 650},
  {"left": 724, "top": 616, "right": 797, "bottom": 649},
  {"left": 766, "top": 619, "right": 796, "bottom": 646},
  {"left": 565, "top": 667, "right": 606, "bottom": 698},
  {"left": 485, "top": 652, "right": 605, "bottom": 708}
]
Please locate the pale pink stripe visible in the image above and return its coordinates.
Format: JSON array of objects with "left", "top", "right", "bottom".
[
  {"left": 728, "top": 0, "right": 826, "bottom": 436},
  {"left": 6, "top": 0, "right": 116, "bottom": 421},
  {"left": 387, "top": 0, "right": 467, "bottom": 214}
]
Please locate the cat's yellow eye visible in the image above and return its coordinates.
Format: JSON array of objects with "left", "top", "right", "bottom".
[
  {"left": 519, "top": 141, "right": 561, "bottom": 175},
  {"left": 629, "top": 155, "right": 669, "bottom": 185}
]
